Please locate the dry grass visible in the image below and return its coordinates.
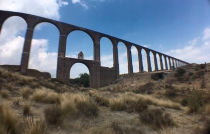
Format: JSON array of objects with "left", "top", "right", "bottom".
[
  {"left": 21, "top": 86, "right": 31, "bottom": 99},
  {"left": 0, "top": 102, "right": 19, "bottom": 134},
  {"left": 44, "top": 105, "right": 63, "bottom": 125},
  {"left": 0, "top": 89, "right": 10, "bottom": 98},
  {"left": 24, "top": 117, "right": 48, "bottom": 134},
  {"left": 139, "top": 108, "right": 175, "bottom": 130},
  {"left": 31, "top": 88, "right": 60, "bottom": 104},
  {"left": 109, "top": 98, "right": 126, "bottom": 111},
  {"left": 23, "top": 102, "right": 31, "bottom": 116}
]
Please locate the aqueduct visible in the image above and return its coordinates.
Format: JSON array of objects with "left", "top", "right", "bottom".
[{"left": 0, "top": 10, "right": 189, "bottom": 87}]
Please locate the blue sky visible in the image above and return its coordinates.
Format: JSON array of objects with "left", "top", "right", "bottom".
[{"left": 0, "top": 0, "right": 210, "bottom": 78}]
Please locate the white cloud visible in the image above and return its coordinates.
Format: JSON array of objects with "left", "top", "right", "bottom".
[
  {"left": 0, "top": 0, "right": 68, "bottom": 20},
  {"left": 165, "top": 28, "right": 210, "bottom": 64},
  {"left": 71, "top": 0, "right": 88, "bottom": 9},
  {"left": 203, "top": 28, "right": 210, "bottom": 40},
  {"left": 0, "top": 0, "right": 68, "bottom": 77}
]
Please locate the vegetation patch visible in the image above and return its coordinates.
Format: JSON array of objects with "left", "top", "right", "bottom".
[{"left": 139, "top": 108, "right": 175, "bottom": 130}]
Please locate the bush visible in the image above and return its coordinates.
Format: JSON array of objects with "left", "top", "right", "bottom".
[
  {"left": 200, "top": 77, "right": 206, "bottom": 89},
  {"left": 187, "top": 90, "right": 204, "bottom": 113},
  {"left": 125, "top": 98, "right": 148, "bottom": 113},
  {"left": 135, "top": 82, "right": 155, "bottom": 94},
  {"left": 44, "top": 105, "right": 63, "bottom": 125},
  {"left": 200, "top": 64, "right": 206, "bottom": 69},
  {"left": 151, "top": 73, "right": 164, "bottom": 81},
  {"left": 76, "top": 98, "right": 98, "bottom": 117},
  {"left": 181, "top": 98, "right": 188, "bottom": 107},
  {"left": 174, "top": 68, "right": 186, "bottom": 77},
  {"left": 139, "top": 108, "right": 175, "bottom": 130},
  {"left": 92, "top": 94, "right": 109, "bottom": 107}
]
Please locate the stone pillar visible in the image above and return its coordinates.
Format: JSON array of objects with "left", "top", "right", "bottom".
[
  {"left": 169, "top": 57, "right": 172, "bottom": 70},
  {"left": 159, "top": 54, "right": 163, "bottom": 70},
  {"left": 164, "top": 56, "right": 168, "bottom": 70},
  {"left": 113, "top": 40, "right": 119, "bottom": 79},
  {"left": 153, "top": 52, "right": 158, "bottom": 71},
  {"left": 146, "top": 50, "right": 152, "bottom": 72},
  {"left": 126, "top": 44, "right": 133, "bottom": 74},
  {"left": 20, "top": 27, "right": 34, "bottom": 74},
  {"left": 137, "top": 47, "right": 143, "bottom": 72},
  {"left": 94, "top": 34, "right": 100, "bottom": 62},
  {"left": 56, "top": 33, "right": 67, "bottom": 80}
]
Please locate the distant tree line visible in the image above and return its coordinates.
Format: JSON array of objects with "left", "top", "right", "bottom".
[{"left": 69, "top": 73, "right": 89, "bottom": 87}]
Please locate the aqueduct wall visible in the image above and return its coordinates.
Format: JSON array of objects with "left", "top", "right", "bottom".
[{"left": 0, "top": 10, "right": 190, "bottom": 88}]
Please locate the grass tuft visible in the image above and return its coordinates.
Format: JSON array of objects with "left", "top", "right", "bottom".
[
  {"left": 21, "top": 86, "right": 31, "bottom": 99},
  {"left": 0, "top": 89, "right": 10, "bottom": 98},
  {"left": 76, "top": 98, "right": 98, "bottom": 117},
  {"left": 24, "top": 117, "right": 48, "bottom": 134},
  {"left": 23, "top": 102, "right": 31, "bottom": 116},
  {"left": 0, "top": 103, "right": 19, "bottom": 134},
  {"left": 109, "top": 98, "right": 126, "bottom": 111},
  {"left": 44, "top": 105, "right": 63, "bottom": 125},
  {"left": 139, "top": 108, "right": 175, "bottom": 130}
]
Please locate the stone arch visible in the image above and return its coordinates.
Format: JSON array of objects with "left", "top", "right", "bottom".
[
  {"left": 0, "top": 15, "right": 28, "bottom": 34},
  {"left": 131, "top": 45, "right": 139, "bottom": 73},
  {"left": 0, "top": 16, "right": 27, "bottom": 65},
  {"left": 28, "top": 22, "right": 60, "bottom": 78},
  {"left": 117, "top": 42, "right": 128, "bottom": 74},
  {"left": 63, "top": 58, "right": 100, "bottom": 87},
  {"left": 141, "top": 48, "right": 148, "bottom": 72},
  {"left": 66, "top": 30, "right": 94, "bottom": 60},
  {"left": 100, "top": 37, "right": 113, "bottom": 67},
  {"left": 70, "top": 63, "right": 90, "bottom": 87}
]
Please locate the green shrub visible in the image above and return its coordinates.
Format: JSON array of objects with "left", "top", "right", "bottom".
[{"left": 139, "top": 108, "right": 175, "bottom": 130}]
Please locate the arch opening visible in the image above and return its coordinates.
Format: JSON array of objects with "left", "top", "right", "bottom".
[
  {"left": 66, "top": 30, "right": 93, "bottom": 60},
  {"left": 141, "top": 48, "right": 148, "bottom": 72},
  {"left": 69, "top": 63, "right": 90, "bottom": 87},
  {"left": 29, "top": 22, "right": 59, "bottom": 78},
  {"left": 0, "top": 16, "right": 27, "bottom": 65},
  {"left": 162, "top": 55, "right": 166, "bottom": 70},
  {"left": 118, "top": 42, "right": 128, "bottom": 74},
  {"left": 150, "top": 52, "right": 155, "bottom": 71},
  {"left": 131, "top": 46, "right": 139, "bottom": 73},
  {"left": 100, "top": 37, "right": 113, "bottom": 67},
  {"left": 156, "top": 53, "right": 161, "bottom": 71}
]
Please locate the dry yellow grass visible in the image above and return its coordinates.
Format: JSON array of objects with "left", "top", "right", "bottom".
[
  {"left": 21, "top": 86, "right": 31, "bottom": 99},
  {"left": 0, "top": 89, "right": 10, "bottom": 98},
  {"left": 0, "top": 102, "right": 19, "bottom": 134},
  {"left": 24, "top": 117, "right": 48, "bottom": 134}
]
